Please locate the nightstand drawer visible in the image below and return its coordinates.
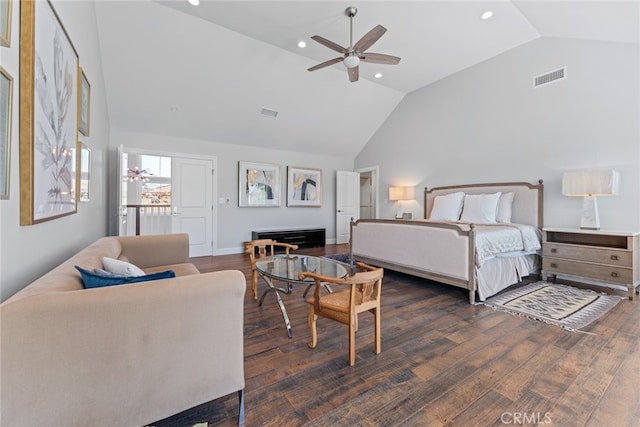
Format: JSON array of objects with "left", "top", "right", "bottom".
[
  {"left": 543, "top": 244, "right": 632, "bottom": 267},
  {"left": 543, "top": 258, "right": 632, "bottom": 284}
]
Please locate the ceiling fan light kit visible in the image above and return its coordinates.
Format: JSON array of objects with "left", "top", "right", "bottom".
[{"left": 307, "top": 6, "right": 401, "bottom": 82}]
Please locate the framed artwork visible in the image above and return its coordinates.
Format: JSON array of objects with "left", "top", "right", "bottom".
[
  {"left": 287, "top": 166, "right": 322, "bottom": 207},
  {"left": 75, "top": 141, "right": 90, "bottom": 202},
  {"left": 78, "top": 68, "right": 90, "bottom": 136},
  {"left": 0, "top": 66, "right": 12, "bottom": 199},
  {"left": 0, "top": 0, "right": 11, "bottom": 47},
  {"left": 238, "top": 161, "right": 281, "bottom": 207},
  {"left": 19, "top": 0, "right": 79, "bottom": 224}
]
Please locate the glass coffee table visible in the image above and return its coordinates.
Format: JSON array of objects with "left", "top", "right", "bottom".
[{"left": 255, "top": 254, "right": 348, "bottom": 338}]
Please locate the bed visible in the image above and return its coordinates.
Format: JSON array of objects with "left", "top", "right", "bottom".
[{"left": 349, "top": 180, "right": 544, "bottom": 304}]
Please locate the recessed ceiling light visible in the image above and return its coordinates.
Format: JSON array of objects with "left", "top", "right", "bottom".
[
  {"left": 481, "top": 10, "right": 493, "bottom": 20},
  {"left": 374, "top": 73, "right": 382, "bottom": 79},
  {"left": 297, "top": 41, "right": 306, "bottom": 48},
  {"left": 188, "top": 0, "right": 199, "bottom": 6}
]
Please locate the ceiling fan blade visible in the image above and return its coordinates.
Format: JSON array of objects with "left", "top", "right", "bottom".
[
  {"left": 353, "top": 25, "right": 387, "bottom": 53},
  {"left": 311, "top": 35, "right": 347, "bottom": 54},
  {"left": 307, "top": 57, "right": 344, "bottom": 72},
  {"left": 360, "top": 52, "right": 401, "bottom": 65},
  {"left": 348, "top": 66, "right": 359, "bottom": 83}
]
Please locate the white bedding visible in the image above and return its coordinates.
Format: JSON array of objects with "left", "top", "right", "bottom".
[{"left": 473, "top": 224, "right": 542, "bottom": 266}]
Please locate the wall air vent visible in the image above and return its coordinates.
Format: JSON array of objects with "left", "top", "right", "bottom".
[
  {"left": 260, "top": 108, "right": 279, "bottom": 118},
  {"left": 533, "top": 66, "right": 567, "bottom": 88}
]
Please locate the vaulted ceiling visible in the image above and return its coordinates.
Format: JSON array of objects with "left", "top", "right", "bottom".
[{"left": 94, "top": 1, "right": 639, "bottom": 157}]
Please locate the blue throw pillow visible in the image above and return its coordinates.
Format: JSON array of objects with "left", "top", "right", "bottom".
[{"left": 75, "top": 266, "right": 176, "bottom": 289}]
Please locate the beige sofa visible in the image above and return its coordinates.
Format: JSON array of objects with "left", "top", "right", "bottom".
[{"left": 0, "top": 233, "right": 246, "bottom": 426}]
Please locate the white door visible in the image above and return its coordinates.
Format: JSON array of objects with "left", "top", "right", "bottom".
[
  {"left": 336, "top": 170, "right": 360, "bottom": 244},
  {"left": 172, "top": 157, "right": 214, "bottom": 257}
]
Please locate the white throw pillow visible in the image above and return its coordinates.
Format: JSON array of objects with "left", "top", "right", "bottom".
[
  {"left": 496, "top": 192, "right": 515, "bottom": 223},
  {"left": 429, "top": 192, "right": 464, "bottom": 221},
  {"left": 102, "top": 257, "right": 145, "bottom": 277},
  {"left": 460, "top": 192, "right": 502, "bottom": 224}
]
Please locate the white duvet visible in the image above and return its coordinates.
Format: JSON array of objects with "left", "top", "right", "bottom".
[{"left": 472, "top": 224, "right": 542, "bottom": 266}]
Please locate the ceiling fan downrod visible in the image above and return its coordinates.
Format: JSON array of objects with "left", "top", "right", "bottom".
[
  {"left": 345, "top": 6, "right": 357, "bottom": 49},
  {"left": 344, "top": 7, "right": 359, "bottom": 68}
]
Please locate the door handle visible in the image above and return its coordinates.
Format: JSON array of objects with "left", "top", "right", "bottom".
[{"left": 337, "top": 209, "right": 344, "bottom": 213}]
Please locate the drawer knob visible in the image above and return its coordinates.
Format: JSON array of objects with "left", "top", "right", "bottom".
[
  {"left": 611, "top": 272, "right": 619, "bottom": 278},
  {"left": 610, "top": 255, "right": 619, "bottom": 261},
  {"left": 550, "top": 263, "right": 558, "bottom": 268},
  {"left": 550, "top": 248, "right": 558, "bottom": 253}
]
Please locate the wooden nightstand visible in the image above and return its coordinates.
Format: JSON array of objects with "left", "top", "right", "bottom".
[{"left": 542, "top": 227, "right": 640, "bottom": 300}]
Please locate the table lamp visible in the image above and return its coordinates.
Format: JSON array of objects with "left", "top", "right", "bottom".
[
  {"left": 562, "top": 169, "right": 619, "bottom": 230},
  {"left": 389, "top": 186, "right": 416, "bottom": 219}
]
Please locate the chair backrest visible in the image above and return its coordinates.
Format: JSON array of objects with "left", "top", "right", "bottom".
[
  {"left": 245, "top": 239, "right": 298, "bottom": 266},
  {"left": 301, "top": 262, "right": 383, "bottom": 311}
]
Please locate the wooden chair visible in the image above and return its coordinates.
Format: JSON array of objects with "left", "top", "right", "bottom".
[
  {"left": 245, "top": 239, "right": 298, "bottom": 300},
  {"left": 298, "top": 262, "right": 383, "bottom": 366}
]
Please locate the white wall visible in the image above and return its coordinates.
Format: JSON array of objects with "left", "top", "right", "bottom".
[
  {"left": 356, "top": 37, "right": 640, "bottom": 231},
  {"left": 0, "top": 1, "right": 110, "bottom": 301},
  {"left": 108, "top": 130, "right": 353, "bottom": 254}
]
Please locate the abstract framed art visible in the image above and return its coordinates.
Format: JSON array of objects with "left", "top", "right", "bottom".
[
  {"left": 78, "top": 68, "right": 90, "bottom": 136},
  {"left": 0, "top": 66, "right": 12, "bottom": 199},
  {"left": 238, "top": 161, "right": 281, "bottom": 207},
  {"left": 19, "top": 0, "right": 79, "bottom": 224},
  {"left": 287, "top": 166, "right": 322, "bottom": 207}
]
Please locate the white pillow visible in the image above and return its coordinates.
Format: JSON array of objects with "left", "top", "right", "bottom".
[
  {"left": 459, "top": 192, "right": 502, "bottom": 224},
  {"left": 102, "top": 257, "right": 145, "bottom": 277},
  {"left": 429, "top": 192, "right": 464, "bottom": 221},
  {"left": 496, "top": 192, "right": 515, "bottom": 223}
]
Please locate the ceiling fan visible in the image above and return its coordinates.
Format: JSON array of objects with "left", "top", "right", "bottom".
[{"left": 307, "top": 6, "right": 401, "bottom": 82}]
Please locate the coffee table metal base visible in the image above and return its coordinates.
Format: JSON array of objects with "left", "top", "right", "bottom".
[{"left": 258, "top": 276, "right": 294, "bottom": 338}]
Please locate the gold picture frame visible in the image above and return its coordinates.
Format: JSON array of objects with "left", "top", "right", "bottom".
[
  {"left": 19, "top": 0, "right": 79, "bottom": 224},
  {"left": 0, "top": 66, "right": 12, "bottom": 199},
  {"left": 78, "top": 67, "right": 90, "bottom": 136},
  {"left": 0, "top": 0, "right": 11, "bottom": 48}
]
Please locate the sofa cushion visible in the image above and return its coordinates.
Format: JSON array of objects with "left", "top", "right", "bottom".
[
  {"left": 102, "top": 257, "right": 145, "bottom": 277},
  {"left": 75, "top": 266, "right": 176, "bottom": 289},
  {"left": 144, "top": 263, "right": 200, "bottom": 277}
]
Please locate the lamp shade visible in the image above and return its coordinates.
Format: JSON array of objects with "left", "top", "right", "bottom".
[
  {"left": 389, "top": 186, "right": 416, "bottom": 201},
  {"left": 562, "top": 169, "right": 619, "bottom": 197}
]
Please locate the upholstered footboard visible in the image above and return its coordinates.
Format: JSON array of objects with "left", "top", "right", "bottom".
[{"left": 350, "top": 219, "right": 478, "bottom": 303}]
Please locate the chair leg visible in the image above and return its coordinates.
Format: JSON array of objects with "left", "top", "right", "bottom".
[
  {"left": 252, "top": 271, "right": 258, "bottom": 300},
  {"left": 308, "top": 309, "right": 318, "bottom": 349},
  {"left": 348, "top": 318, "right": 356, "bottom": 366},
  {"left": 373, "top": 307, "right": 381, "bottom": 355}
]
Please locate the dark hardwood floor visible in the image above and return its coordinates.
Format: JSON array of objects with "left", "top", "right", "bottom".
[{"left": 150, "top": 244, "right": 639, "bottom": 427}]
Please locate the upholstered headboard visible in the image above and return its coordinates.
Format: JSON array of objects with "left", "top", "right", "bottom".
[{"left": 423, "top": 180, "right": 544, "bottom": 228}]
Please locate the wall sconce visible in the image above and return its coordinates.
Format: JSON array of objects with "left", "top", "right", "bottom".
[
  {"left": 389, "top": 186, "right": 416, "bottom": 219},
  {"left": 562, "top": 169, "right": 619, "bottom": 230}
]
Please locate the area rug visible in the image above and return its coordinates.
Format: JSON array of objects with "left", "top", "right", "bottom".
[
  {"left": 323, "top": 253, "right": 353, "bottom": 264},
  {"left": 484, "top": 281, "right": 623, "bottom": 332}
]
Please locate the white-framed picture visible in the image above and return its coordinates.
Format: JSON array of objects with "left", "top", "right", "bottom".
[
  {"left": 287, "top": 166, "right": 321, "bottom": 207},
  {"left": 238, "top": 161, "right": 281, "bottom": 207}
]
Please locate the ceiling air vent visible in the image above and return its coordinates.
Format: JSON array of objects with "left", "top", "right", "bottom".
[
  {"left": 260, "top": 108, "right": 279, "bottom": 118},
  {"left": 533, "top": 66, "right": 567, "bottom": 88}
]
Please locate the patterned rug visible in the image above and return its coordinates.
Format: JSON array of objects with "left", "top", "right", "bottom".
[{"left": 484, "top": 281, "right": 623, "bottom": 332}]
